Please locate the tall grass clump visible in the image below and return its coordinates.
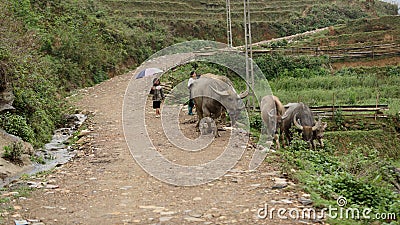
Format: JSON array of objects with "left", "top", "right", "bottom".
[{"left": 256, "top": 52, "right": 400, "bottom": 111}]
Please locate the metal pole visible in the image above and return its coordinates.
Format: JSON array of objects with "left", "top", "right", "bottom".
[
  {"left": 244, "top": 0, "right": 254, "bottom": 108},
  {"left": 244, "top": 0, "right": 249, "bottom": 85},
  {"left": 226, "top": 0, "right": 233, "bottom": 48}
]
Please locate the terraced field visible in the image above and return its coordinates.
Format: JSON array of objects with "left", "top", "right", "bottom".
[
  {"left": 99, "top": 0, "right": 398, "bottom": 44},
  {"left": 290, "top": 15, "right": 400, "bottom": 47},
  {"left": 102, "top": 0, "right": 398, "bottom": 22},
  {"left": 103, "top": 0, "right": 313, "bottom": 22},
  {"left": 106, "top": 0, "right": 321, "bottom": 22}
]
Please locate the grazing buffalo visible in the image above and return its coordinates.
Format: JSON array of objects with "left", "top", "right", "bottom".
[
  {"left": 260, "top": 95, "right": 285, "bottom": 149},
  {"left": 190, "top": 75, "right": 248, "bottom": 137},
  {"left": 281, "top": 102, "right": 322, "bottom": 149},
  {"left": 200, "top": 73, "right": 235, "bottom": 125}
]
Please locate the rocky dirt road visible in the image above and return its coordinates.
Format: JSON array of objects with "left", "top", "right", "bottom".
[{"left": 2, "top": 68, "right": 320, "bottom": 225}]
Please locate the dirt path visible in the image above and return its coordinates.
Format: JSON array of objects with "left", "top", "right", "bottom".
[{"left": 2, "top": 67, "right": 318, "bottom": 224}]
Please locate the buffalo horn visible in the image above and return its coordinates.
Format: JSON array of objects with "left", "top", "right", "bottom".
[
  {"left": 281, "top": 111, "right": 289, "bottom": 120},
  {"left": 293, "top": 113, "right": 303, "bottom": 130},
  {"left": 268, "top": 108, "right": 276, "bottom": 117},
  {"left": 210, "top": 86, "right": 229, "bottom": 96},
  {"left": 238, "top": 85, "right": 249, "bottom": 99}
]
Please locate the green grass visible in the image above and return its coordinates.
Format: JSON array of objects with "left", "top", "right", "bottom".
[
  {"left": 276, "top": 135, "right": 400, "bottom": 225},
  {"left": 325, "top": 129, "right": 400, "bottom": 160},
  {"left": 268, "top": 66, "right": 400, "bottom": 114}
]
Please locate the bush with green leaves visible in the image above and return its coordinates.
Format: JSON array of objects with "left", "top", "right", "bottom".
[
  {"left": 254, "top": 53, "right": 330, "bottom": 80},
  {"left": 278, "top": 134, "right": 400, "bottom": 224},
  {"left": 0, "top": 112, "right": 35, "bottom": 144},
  {"left": 2, "top": 141, "right": 24, "bottom": 162}
]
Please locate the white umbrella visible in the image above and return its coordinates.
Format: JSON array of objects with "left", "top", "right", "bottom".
[{"left": 135, "top": 68, "right": 163, "bottom": 79}]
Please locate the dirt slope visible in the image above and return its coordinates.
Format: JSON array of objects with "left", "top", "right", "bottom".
[{"left": 2, "top": 72, "right": 318, "bottom": 225}]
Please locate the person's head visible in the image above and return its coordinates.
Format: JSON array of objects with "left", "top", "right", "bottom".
[
  {"left": 153, "top": 78, "right": 160, "bottom": 86},
  {"left": 190, "top": 71, "right": 196, "bottom": 78}
]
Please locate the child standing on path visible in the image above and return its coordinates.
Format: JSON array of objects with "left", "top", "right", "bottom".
[{"left": 151, "top": 78, "right": 164, "bottom": 118}]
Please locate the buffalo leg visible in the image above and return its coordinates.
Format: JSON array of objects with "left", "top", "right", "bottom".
[
  {"left": 211, "top": 110, "right": 222, "bottom": 132},
  {"left": 220, "top": 109, "right": 227, "bottom": 126},
  {"left": 286, "top": 131, "right": 292, "bottom": 146},
  {"left": 194, "top": 101, "right": 203, "bottom": 129},
  {"left": 279, "top": 130, "right": 286, "bottom": 148},
  {"left": 310, "top": 141, "right": 315, "bottom": 150},
  {"left": 318, "top": 138, "right": 324, "bottom": 148}
]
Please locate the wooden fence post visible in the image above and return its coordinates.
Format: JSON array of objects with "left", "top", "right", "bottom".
[
  {"left": 375, "top": 92, "right": 379, "bottom": 120},
  {"left": 372, "top": 46, "right": 375, "bottom": 59},
  {"left": 332, "top": 93, "right": 336, "bottom": 121}
]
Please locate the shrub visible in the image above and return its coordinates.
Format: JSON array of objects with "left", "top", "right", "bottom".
[
  {"left": 254, "top": 54, "right": 329, "bottom": 79},
  {"left": 0, "top": 112, "right": 35, "bottom": 144},
  {"left": 2, "top": 141, "right": 24, "bottom": 162}
]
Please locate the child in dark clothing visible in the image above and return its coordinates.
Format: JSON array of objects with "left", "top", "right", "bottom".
[{"left": 151, "top": 78, "right": 164, "bottom": 118}]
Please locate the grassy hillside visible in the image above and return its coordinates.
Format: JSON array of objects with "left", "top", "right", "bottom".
[
  {"left": 0, "top": 0, "right": 176, "bottom": 147},
  {"left": 100, "top": 0, "right": 398, "bottom": 45},
  {"left": 288, "top": 15, "right": 400, "bottom": 48}
]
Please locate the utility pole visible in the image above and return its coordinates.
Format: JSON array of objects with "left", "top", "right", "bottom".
[
  {"left": 244, "top": 0, "right": 255, "bottom": 109},
  {"left": 226, "top": 0, "right": 233, "bottom": 48}
]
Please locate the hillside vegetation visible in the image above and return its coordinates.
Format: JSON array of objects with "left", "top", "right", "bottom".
[
  {"left": 0, "top": 0, "right": 174, "bottom": 147},
  {"left": 101, "top": 0, "right": 398, "bottom": 45}
]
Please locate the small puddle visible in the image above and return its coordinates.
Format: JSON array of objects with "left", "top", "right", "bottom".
[{"left": 0, "top": 114, "right": 87, "bottom": 188}]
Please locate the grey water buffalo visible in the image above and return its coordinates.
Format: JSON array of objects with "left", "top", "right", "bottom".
[
  {"left": 190, "top": 75, "right": 248, "bottom": 137},
  {"left": 281, "top": 102, "right": 323, "bottom": 149},
  {"left": 200, "top": 73, "right": 235, "bottom": 125},
  {"left": 260, "top": 95, "right": 285, "bottom": 149}
]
